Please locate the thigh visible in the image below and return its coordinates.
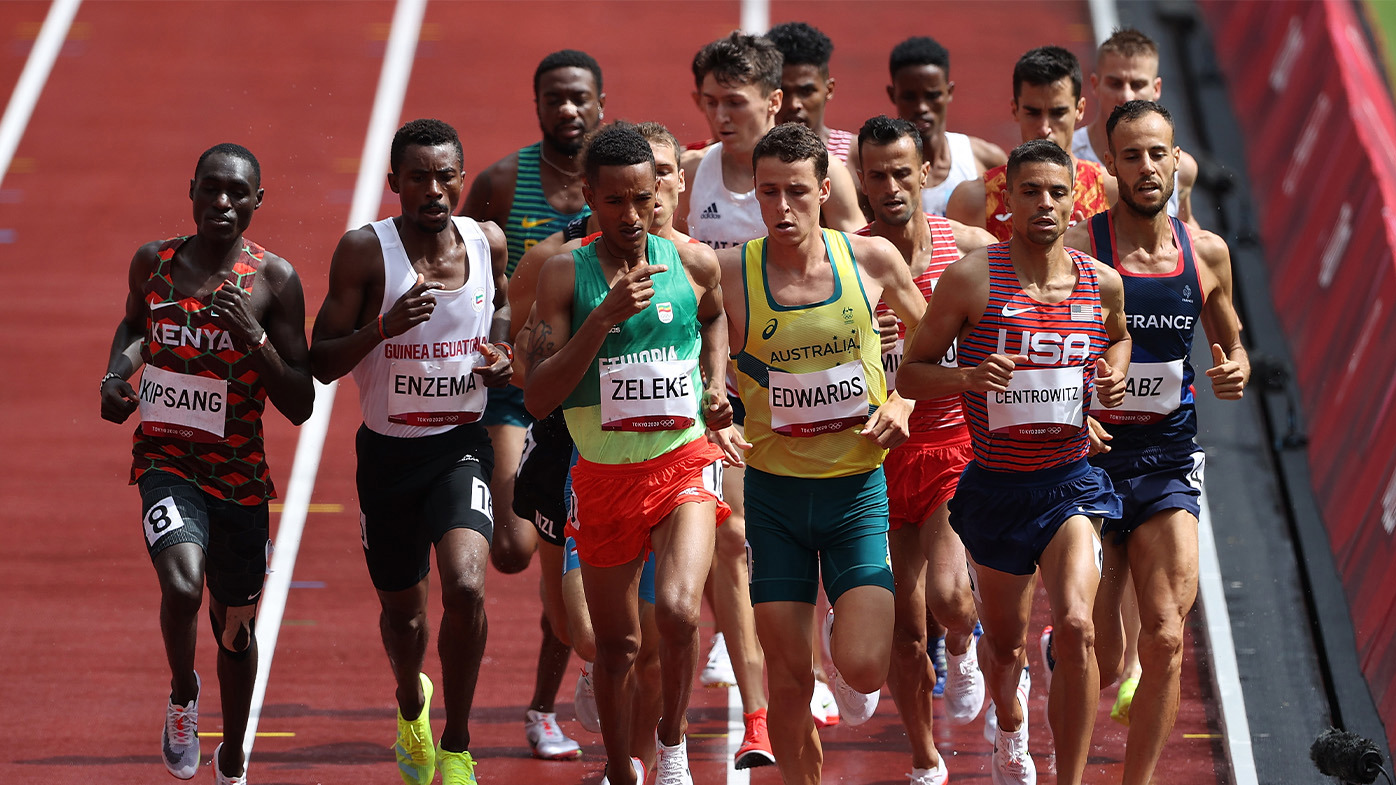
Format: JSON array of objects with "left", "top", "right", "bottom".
[
  {"left": 888, "top": 525, "right": 928, "bottom": 623},
  {"left": 744, "top": 471, "right": 819, "bottom": 605},
  {"left": 1037, "top": 515, "right": 1104, "bottom": 623},
  {"left": 650, "top": 499, "right": 718, "bottom": 607},
  {"left": 817, "top": 470, "right": 894, "bottom": 605},
  {"left": 138, "top": 471, "right": 212, "bottom": 562},
  {"left": 754, "top": 601, "right": 816, "bottom": 678},
  {"left": 1127, "top": 509, "right": 1199, "bottom": 621},
  {"left": 967, "top": 557, "right": 1035, "bottom": 647},
  {"left": 204, "top": 497, "right": 271, "bottom": 608},
  {"left": 423, "top": 450, "right": 496, "bottom": 548}
]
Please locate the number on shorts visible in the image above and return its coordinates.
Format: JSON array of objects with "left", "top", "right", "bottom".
[
  {"left": 143, "top": 496, "right": 186, "bottom": 547},
  {"left": 1186, "top": 451, "right": 1206, "bottom": 492},
  {"left": 702, "top": 460, "right": 724, "bottom": 499},
  {"left": 471, "top": 476, "right": 494, "bottom": 522}
]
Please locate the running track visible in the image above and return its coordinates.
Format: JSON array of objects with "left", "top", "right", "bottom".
[{"left": 0, "top": 2, "right": 1231, "bottom": 782}]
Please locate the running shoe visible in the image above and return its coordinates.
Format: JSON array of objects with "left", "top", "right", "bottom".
[
  {"left": 574, "top": 661, "right": 601, "bottom": 733},
  {"left": 931, "top": 635, "right": 948, "bottom": 698},
  {"left": 437, "top": 748, "right": 478, "bottom": 785},
  {"left": 162, "top": 671, "right": 200, "bottom": 780},
  {"left": 212, "top": 743, "right": 247, "bottom": 785},
  {"left": 984, "top": 666, "right": 1031, "bottom": 743},
  {"left": 524, "top": 708, "right": 581, "bottom": 760},
  {"left": 734, "top": 708, "right": 776, "bottom": 769},
  {"left": 909, "top": 757, "right": 949, "bottom": 785},
  {"left": 821, "top": 609, "right": 880, "bottom": 726},
  {"left": 992, "top": 722, "right": 1036, "bottom": 785},
  {"left": 655, "top": 736, "right": 694, "bottom": 785},
  {"left": 944, "top": 635, "right": 986, "bottom": 725},
  {"left": 394, "top": 673, "right": 436, "bottom": 785},
  {"left": 599, "top": 756, "right": 646, "bottom": 785},
  {"left": 1111, "top": 675, "right": 1139, "bottom": 726},
  {"left": 700, "top": 632, "right": 736, "bottom": 688},
  {"left": 810, "top": 678, "right": 841, "bottom": 727}
]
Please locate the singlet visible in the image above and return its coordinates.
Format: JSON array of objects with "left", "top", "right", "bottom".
[
  {"left": 920, "top": 132, "right": 980, "bottom": 217},
  {"left": 982, "top": 159, "right": 1110, "bottom": 242},
  {"left": 131, "top": 237, "right": 274, "bottom": 505},
  {"left": 826, "top": 128, "right": 854, "bottom": 163},
  {"left": 1087, "top": 212, "right": 1202, "bottom": 450},
  {"left": 687, "top": 142, "right": 766, "bottom": 250},
  {"left": 505, "top": 142, "right": 590, "bottom": 276},
  {"left": 352, "top": 216, "right": 496, "bottom": 439},
  {"left": 734, "top": 230, "right": 888, "bottom": 478},
  {"left": 959, "top": 242, "right": 1110, "bottom": 472},
  {"left": 862, "top": 215, "right": 966, "bottom": 436},
  {"left": 562, "top": 234, "right": 706, "bottom": 464},
  {"left": 1072, "top": 126, "right": 1180, "bottom": 217}
]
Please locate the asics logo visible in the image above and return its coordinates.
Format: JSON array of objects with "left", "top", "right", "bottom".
[{"left": 1001, "top": 304, "right": 1035, "bottom": 317}]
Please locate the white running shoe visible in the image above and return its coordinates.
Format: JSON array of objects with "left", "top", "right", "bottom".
[
  {"left": 944, "top": 638, "right": 986, "bottom": 725},
  {"left": 161, "top": 672, "right": 200, "bottom": 780},
  {"left": 599, "top": 756, "right": 646, "bottom": 785},
  {"left": 524, "top": 709, "right": 581, "bottom": 760},
  {"left": 810, "top": 678, "right": 840, "bottom": 727},
  {"left": 820, "top": 609, "right": 879, "bottom": 726},
  {"left": 655, "top": 736, "right": 694, "bottom": 785},
  {"left": 213, "top": 742, "right": 247, "bottom": 785},
  {"left": 574, "top": 661, "right": 601, "bottom": 733},
  {"left": 909, "top": 757, "right": 950, "bottom": 785},
  {"left": 700, "top": 632, "right": 736, "bottom": 688},
  {"left": 992, "top": 723, "right": 1036, "bottom": 785}
]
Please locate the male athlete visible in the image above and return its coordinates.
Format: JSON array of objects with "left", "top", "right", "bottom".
[
  {"left": 525, "top": 123, "right": 733, "bottom": 785},
  {"left": 947, "top": 46, "right": 1115, "bottom": 241},
  {"left": 767, "top": 22, "right": 854, "bottom": 163},
  {"left": 100, "top": 143, "right": 314, "bottom": 785},
  {"left": 1062, "top": 100, "right": 1248, "bottom": 785},
  {"left": 899, "top": 139, "right": 1131, "bottom": 785},
  {"left": 718, "top": 123, "right": 926, "bottom": 785},
  {"left": 855, "top": 115, "right": 996, "bottom": 785},
  {"left": 311, "top": 119, "right": 512, "bottom": 785}
]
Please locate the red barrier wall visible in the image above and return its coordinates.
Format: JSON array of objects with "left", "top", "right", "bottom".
[{"left": 1200, "top": 0, "right": 1396, "bottom": 751}]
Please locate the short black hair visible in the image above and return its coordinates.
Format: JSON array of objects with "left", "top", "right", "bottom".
[
  {"left": 753, "top": 122, "right": 828, "bottom": 182},
  {"left": 583, "top": 122, "right": 656, "bottom": 186},
  {"left": 534, "top": 49, "right": 603, "bottom": 96},
  {"left": 196, "top": 143, "right": 260, "bottom": 184},
  {"left": 889, "top": 36, "right": 950, "bottom": 79},
  {"left": 1013, "top": 45, "right": 1083, "bottom": 100},
  {"left": 390, "top": 118, "right": 463, "bottom": 175},
  {"left": 857, "top": 115, "right": 923, "bottom": 162},
  {"left": 1006, "top": 138, "right": 1074, "bottom": 187},
  {"left": 1106, "top": 100, "right": 1175, "bottom": 152},
  {"left": 767, "top": 21, "right": 834, "bottom": 75},
  {"left": 692, "top": 31, "right": 783, "bottom": 95}
]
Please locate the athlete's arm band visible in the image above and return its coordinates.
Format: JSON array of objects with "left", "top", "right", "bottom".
[
  {"left": 377, "top": 314, "right": 391, "bottom": 341},
  {"left": 495, "top": 342, "right": 514, "bottom": 362},
  {"left": 100, "top": 371, "right": 122, "bottom": 391}
]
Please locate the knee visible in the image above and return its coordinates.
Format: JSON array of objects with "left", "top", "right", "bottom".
[
  {"left": 838, "top": 654, "right": 888, "bottom": 695},
  {"left": 982, "top": 632, "right": 1025, "bottom": 671},
  {"left": 159, "top": 568, "right": 204, "bottom": 618},
  {"left": 890, "top": 618, "right": 928, "bottom": 666},
  {"left": 926, "top": 580, "right": 975, "bottom": 634},
  {"left": 1138, "top": 615, "right": 1185, "bottom": 669},
  {"left": 440, "top": 573, "right": 486, "bottom": 617},
  {"left": 594, "top": 633, "right": 639, "bottom": 676},
  {"left": 1052, "top": 611, "right": 1096, "bottom": 667},
  {"left": 490, "top": 534, "right": 533, "bottom": 575},
  {"left": 766, "top": 665, "right": 815, "bottom": 708},
  {"left": 654, "top": 592, "right": 701, "bottom": 641},
  {"left": 714, "top": 518, "right": 747, "bottom": 564}
]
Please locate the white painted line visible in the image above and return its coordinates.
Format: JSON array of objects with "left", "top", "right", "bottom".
[
  {"left": 726, "top": 685, "right": 749, "bottom": 785},
  {"left": 1087, "top": 0, "right": 1120, "bottom": 45},
  {"left": 243, "top": 0, "right": 428, "bottom": 763},
  {"left": 0, "top": 0, "right": 81, "bottom": 190},
  {"left": 740, "top": 0, "right": 769, "bottom": 34}
]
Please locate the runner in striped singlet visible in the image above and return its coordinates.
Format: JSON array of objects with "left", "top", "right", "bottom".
[{"left": 899, "top": 140, "right": 1131, "bottom": 785}]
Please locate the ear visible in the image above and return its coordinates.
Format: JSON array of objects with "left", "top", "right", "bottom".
[
  {"left": 254, "top": 188, "right": 264, "bottom": 211},
  {"left": 885, "top": 83, "right": 896, "bottom": 104},
  {"left": 1104, "top": 150, "right": 1116, "bottom": 178},
  {"left": 946, "top": 80, "right": 956, "bottom": 102},
  {"left": 676, "top": 164, "right": 687, "bottom": 194},
  {"left": 768, "top": 87, "right": 783, "bottom": 118},
  {"left": 824, "top": 75, "right": 836, "bottom": 101},
  {"left": 1090, "top": 72, "right": 1100, "bottom": 93},
  {"left": 582, "top": 182, "right": 595, "bottom": 210},
  {"left": 387, "top": 172, "right": 401, "bottom": 195},
  {"left": 818, "top": 175, "right": 832, "bottom": 205},
  {"left": 1075, "top": 95, "right": 1087, "bottom": 124},
  {"left": 919, "top": 160, "right": 931, "bottom": 188},
  {"left": 598, "top": 92, "right": 607, "bottom": 112},
  {"left": 691, "top": 90, "right": 702, "bottom": 110},
  {"left": 1152, "top": 76, "right": 1162, "bottom": 100},
  {"left": 1010, "top": 97, "right": 1020, "bottom": 121},
  {"left": 188, "top": 179, "right": 195, "bottom": 200}
]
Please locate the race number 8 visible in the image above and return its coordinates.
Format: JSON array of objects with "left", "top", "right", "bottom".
[{"left": 143, "top": 495, "right": 187, "bottom": 547}]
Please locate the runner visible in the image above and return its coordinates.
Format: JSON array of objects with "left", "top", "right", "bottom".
[
  {"left": 899, "top": 138, "right": 1132, "bottom": 785},
  {"left": 100, "top": 143, "right": 314, "bottom": 785},
  {"left": 854, "top": 115, "right": 996, "bottom": 785},
  {"left": 310, "top": 119, "right": 512, "bottom": 785},
  {"left": 946, "top": 46, "right": 1115, "bottom": 241},
  {"left": 766, "top": 21, "right": 854, "bottom": 163},
  {"left": 719, "top": 122, "right": 927, "bottom": 785}
]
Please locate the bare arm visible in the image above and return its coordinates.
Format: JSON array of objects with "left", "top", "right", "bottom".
[
  {"left": 852, "top": 235, "right": 925, "bottom": 448},
  {"left": 1177, "top": 149, "right": 1201, "bottom": 231},
  {"left": 822, "top": 162, "right": 865, "bottom": 232},
  {"left": 970, "top": 136, "right": 1007, "bottom": 173},
  {"left": 461, "top": 157, "right": 516, "bottom": 224},
  {"left": 947, "top": 219, "right": 997, "bottom": 255},
  {"left": 99, "top": 243, "right": 161, "bottom": 423},
  {"left": 675, "top": 149, "right": 704, "bottom": 235},
  {"left": 1195, "top": 230, "right": 1249, "bottom": 398},
  {"left": 678, "top": 241, "right": 732, "bottom": 429},
  {"left": 1092, "top": 260, "right": 1133, "bottom": 407},
  {"left": 474, "top": 221, "right": 515, "bottom": 388},
  {"left": 897, "top": 252, "right": 1000, "bottom": 400},
  {"left": 1061, "top": 221, "right": 1092, "bottom": 254},
  {"left": 235, "top": 255, "right": 314, "bottom": 424},
  {"left": 945, "top": 178, "right": 987, "bottom": 229}
]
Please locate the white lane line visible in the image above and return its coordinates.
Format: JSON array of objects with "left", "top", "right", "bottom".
[
  {"left": 740, "top": 0, "right": 769, "bottom": 34},
  {"left": 726, "top": 684, "right": 749, "bottom": 785},
  {"left": 0, "top": 0, "right": 81, "bottom": 189},
  {"left": 243, "top": 0, "right": 428, "bottom": 762},
  {"left": 1087, "top": 0, "right": 1120, "bottom": 45}
]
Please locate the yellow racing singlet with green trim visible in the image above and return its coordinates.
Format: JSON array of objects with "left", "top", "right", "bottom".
[{"left": 734, "top": 230, "right": 888, "bottom": 478}]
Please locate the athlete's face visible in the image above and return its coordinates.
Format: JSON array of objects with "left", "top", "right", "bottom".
[
  {"left": 583, "top": 162, "right": 657, "bottom": 256},
  {"left": 859, "top": 135, "right": 928, "bottom": 228},
  {"left": 1092, "top": 53, "right": 1161, "bottom": 111},
  {"left": 1106, "top": 113, "right": 1177, "bottom": 219},
  {"left": 650, "top": 141, "right": 685, "bottom": 232},
  {"left": 1012, "top": 77, "right": 1085, "bottom": 151},
  {"left": 777, "top": 64, "right": 835, "bottom": 130},
  {"left": 1007, "top": 160, "right": 1074, "bottom": 246},
  {"left": 888, "top": 64, "right": 954, "bottom": 142},
  {"left": 754, "top": 156, "right": 829, "bottom": 245},
  {"left": 388, "top": 143, "right": 464, "bottom": 234},
  {"left": 189, "top": 153, "right": 262, "bottom": 243},
  {"left": 694, "top": 75, "right": 781, "bottom": 154},
  {"left": 536, "top": 67, "right": 604, "bottom": 156}
]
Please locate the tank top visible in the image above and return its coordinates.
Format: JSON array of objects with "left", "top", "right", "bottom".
[
  {"left": 860, "top": 215, "right": 966, "bottom": 436},
  {"left": 1087, "top": 212, "right": 1201, "bottom": 449},
  {"left": 686, "top": 142, "right": 766, "bottom": 250},
  {"left": 920, "top": 132, "right": 980, "bottom": 217},
  {"left": 982, "top": 159, "right": 1110, "bottom": 242},
  {"left": 562, "top": 234, "right": 706, "bottom": 464},
  {"left": 131, "top": 237, "right": 274, "bottom": 504},
  {"left": 734, "top": 230, "right": 887, "bottom": 478},
  {"left": 959, "top": 243, "right": 1110, "bottom": 472},
  {"left": 1072, "top": 126, "right": 1180, "bottom": 217},
  {"left": 826, "top": 128, "right": 854, "bottom": 163},
  {"left": 352, "top": 216, "right": 497, "bottom": 439},
  {"left": 505, "top": 142, "right": 590, "bottom": 276}
]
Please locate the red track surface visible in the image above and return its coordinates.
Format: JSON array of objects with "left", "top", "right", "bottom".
[{"left": 1, "top": 2, "right": 1230, "bottom": 782}]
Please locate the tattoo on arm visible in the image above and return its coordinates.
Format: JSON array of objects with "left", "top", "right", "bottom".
[{"left": 522, "top": 320, "right": 556, "bottom": 370}]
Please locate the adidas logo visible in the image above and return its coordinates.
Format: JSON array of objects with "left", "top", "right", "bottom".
[{"left": 700, "top": 202, "right": 720, "bottom": 219}]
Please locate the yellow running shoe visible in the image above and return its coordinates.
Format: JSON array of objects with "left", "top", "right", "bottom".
[
  {"left": 438, "top": 748, "right": 479, "bottom": 785},
  {"left": 394, "top": 673, "right": 436, "bottom": 785},
  {"left": 1111, "top": 675, "right": 1139, "bottom": 726}
]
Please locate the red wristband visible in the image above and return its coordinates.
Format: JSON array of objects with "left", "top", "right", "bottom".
[{"left": 377, "top": 314, "right": 390, "bottom": 340}]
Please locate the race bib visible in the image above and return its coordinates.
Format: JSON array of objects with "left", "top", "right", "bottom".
[
  {"left": 138, "top": 365, "right": 227, "bottom": 443},
  {"left": 1092, "top": 360, "right": 1184, "bottom": 425},
  {"left": 986, "top": 366, "right": 1085, "bottom": 440},
  {"left": 599, "top": 358, "right": 698, "bottom": 431},
  {"left": 388, "top": 359, "right": 486, "bottom": 426},
  {"left": 768, "top": 359, "right": 869, "bottom": 437}
]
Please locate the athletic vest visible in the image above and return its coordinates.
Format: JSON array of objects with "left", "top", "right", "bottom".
[
  {"left": 734, "top": 230, "right": 887, "bottom": 478},
  {"left": 1087, "top": 212, "right": 1201, "bottom": 448},
  {"left": 959, "top": 243, "right": 1110, "bottom": 472},
  {"left": 562, "top": 234, "right": 706, "bottom": 464},
  {"left": 826, "top": 128, "right": 854, "bottom": 163},
  {"left": 1072, "top": 126, "right": 1180, "bottom": 217},
  {"left": 352, "top": 216, "right": 496, "bottom": 439},
  {"left": 505, "top": 142, "right": 590, "bottom": 276},
  {"left": 687, "top": 142, "right": 766, "bottom": 250},
  {"left": 131, "top": 237, "right": 274, "bottom": 505},
  {"left": 861, "top": 215, "right": 966, "bottom": 436},
  {"left": 920, "top": 132, "right": 980, "bottom": 217},
  {"left": 982, "top": 159, "right": 1109, "bottom": 242}
]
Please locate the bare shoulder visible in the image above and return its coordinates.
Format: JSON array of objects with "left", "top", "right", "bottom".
[
  {"left": 255, "top": 250, "right": 302, "bottom": 290},
  {"left": 673, "top": 237, "right": 719, "bottom": 286},
  {"left": 847, "top": 232, "right": 901, "bottom": 273},
  {"left": 477, "top": 218, "right": 507, "bottom": 247},
  {"left": 1178, "top": 148, "right": 1199, "bottom": 186},
  {"left": 946, "top": 219, "right": 996, "bottom": 253},
  {"left": 1061, "top": 221, "right": 1092, "bottom": 253},
  {"left": 680, "top": 147, "right": 706, "bottom": 174},
  {"left": 1190, "top": 227, "right": 1231, "bottom": 268},
  {"left": 969, "top": 135, "right": 1008, "bottom": 170},
  {"left": 1089, "top": 254, "right": 1124, "bottom": 292}
]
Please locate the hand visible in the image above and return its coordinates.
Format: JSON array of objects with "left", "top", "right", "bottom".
[
  {"left": 1094, "top": 357, "right": 1127, "bottom": 408},
  {"left": 383, "top": 273, "right": 444, "bottom": 338},
  {"left": 861, "top": 395, "right": 912, "bottom": 449},
  {"left": 702, "top": 390, "right": 733, "bottom": 431},
  {"left": 472, "top": 342, "right": 514, "bottom": 388},
  {"left": 596, "top": 263, "right": 668, "bottom": 326},
  {"left": 100, "top": 376, "right": 140, "bottom": 424},
  {"left": 877, "top": 311, "right": 900, "bottom": 353},
  {"left": 707, "top": 424, "right": 751, "bottom": 467},
  {"left": 211, "top": 282, "right": 263, "bottom": 349},
  {"left": 1086, "top": 416, "right": 1113, "bottom": 456},
  {"left": 966, "top": 353, "right": 1027, "bottom": 393},
  {"left": 1205, "top": 343, "right": 1246, "bottom": 400}
]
